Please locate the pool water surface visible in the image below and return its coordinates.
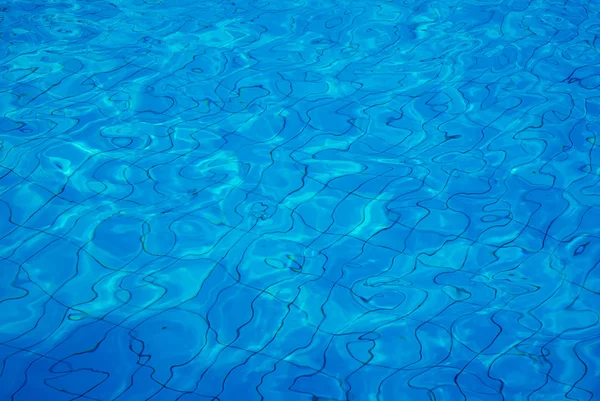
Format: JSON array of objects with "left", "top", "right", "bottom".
[{"left": 1, "top": 0, "right": 600, "bottom": 400}]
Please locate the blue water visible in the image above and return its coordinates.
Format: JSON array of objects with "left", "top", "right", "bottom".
[{"left": 1, "top": 0, "right": 600, "bottom": 400}]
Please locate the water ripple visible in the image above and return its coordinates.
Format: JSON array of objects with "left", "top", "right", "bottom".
[{"left": 1, "top": 0, "right": 599, "bottom": 400}]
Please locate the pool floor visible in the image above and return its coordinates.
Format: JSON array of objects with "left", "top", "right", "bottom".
[{"left": 1, "top": 0, "right": 600, "bottom": 400}]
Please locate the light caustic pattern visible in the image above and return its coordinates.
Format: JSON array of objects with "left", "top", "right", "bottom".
[{"left": 0, "top": 0, "right": 599, "bottom": 400}]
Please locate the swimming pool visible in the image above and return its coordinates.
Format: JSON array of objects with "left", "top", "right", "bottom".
[{"left": 1, "top": 0, "right": 599, "bottom": 399}]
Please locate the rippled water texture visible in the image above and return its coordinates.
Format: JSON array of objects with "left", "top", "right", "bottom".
[{"left": 1, "top": 0, "right": 600, "bottom": 400}]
